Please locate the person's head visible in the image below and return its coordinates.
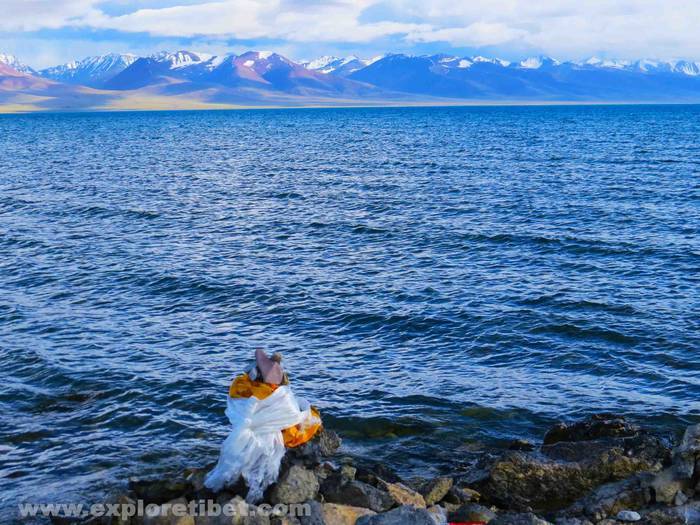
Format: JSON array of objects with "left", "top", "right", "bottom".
[{"left": 255, "top": 349, "right": 284, "bottom": 385}]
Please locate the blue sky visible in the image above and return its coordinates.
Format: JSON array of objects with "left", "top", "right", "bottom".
[{"left": 2, "top": 0, "right": 700, "bottom": 68}]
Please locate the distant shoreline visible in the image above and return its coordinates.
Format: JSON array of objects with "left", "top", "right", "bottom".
[{"left": 2, "top": 99, "right": 700, "bottom": 115}]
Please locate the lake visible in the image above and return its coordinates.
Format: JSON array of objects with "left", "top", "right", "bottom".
[{"left": 1, "top": 105, "right": 699, "bottom": 516}]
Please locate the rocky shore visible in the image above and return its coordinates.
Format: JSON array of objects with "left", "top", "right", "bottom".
[{"left": 79, "top": 415, "right": 700, "bottom": 525}]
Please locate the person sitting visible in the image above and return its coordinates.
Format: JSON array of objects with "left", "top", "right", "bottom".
[{"left": 204, "top": 349, "right": 321, "bottom": 502}]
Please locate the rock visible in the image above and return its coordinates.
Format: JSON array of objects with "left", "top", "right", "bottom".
[
  {"left": 319, "top": 503, "right": 375, "bottom": 525},
  {"left": 270, "top": 518, "right": 301, "bottom": 525},
  {"left": 543, "top": 414, "right": 640, "bottom": 446},
  {"left": 448, "top": 503, "right": 497, "bottom": 523},
  {"left": 561, "top": 472, "right": 654, "bottom": 522},
  {"left": 320, "top": 476, "right": 393, "bottom": 513},
  {"left": 615, "top": 510, "right": 641, "bottom": 522},
  {"left": 641, "top": 500, "right": 700, "bottom": 525},
  {"left": 356, "top": 505, "right": 437, "bottom": 525},
  {"left": 414, "top": 478, "right": 453, "bottom": 506},
  {"left": 673, "top": 490, "right": 688, "bottom": 506},
  {"left": 129, "top": 478, "right": 192, "bottom": 505},
  {"left": 317, "top": 430, "right": 342, "bottom": 457},
  {"left": 286, "top": 429, "right": 342, "bottom": 467},
  {"left": 141, "top": 498, "right": 194, "bottom": 525},
  {"left": 297, "top": 501, "right": 324, "bottom": 525},
  {"left": 313, "top": 462, "right": 337, "bottom": 483},
  {"left": 487, "top": 512, "right": 552, "bottom": 525},
  {"left": 672, "top": 424, "right": 700, "bottom": 481},
  {"left": 650, "top": 468, "right": 686, "bottom": 505},
  {"left": 473, "top": 447, "right": 654, "bottom": 511},
  {"left": 553, "top": 519, "right": 593, "bottom": 525},
  {"left": 183, "top": 468, "right": 208, "bottom": 494},
  {"left": 269, "top": 465, "right": 319, "bottom": 505},
  {"left": 426, "top": 505, "right": 448, "bottom": 525},
  {"left": 340, "top": 465, "right": 357, "bottom": 481},
  {"left": 442, "top": 485, "right": 480, "bottom": 505},
  {"left": 509, "top": 440, "right": 536, "bottom": 452},
  {"left": 377, "top": 480, "right": 426, "bottom": 508},
  {"left": 542, "top": 433, "right": 669, "bottom": 466},
  {"left": 355, "top": 463, "right": 401, "bottom": 486}
]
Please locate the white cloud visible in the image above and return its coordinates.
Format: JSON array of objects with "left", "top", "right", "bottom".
[
  {"left": 3, "top": 0, "right": 700, "bottom": 60},
  {"left": 0, "top": 0, "right": 100, "bottom": 31},
  {"left": 408, "top": 22, "right": 528, "bottom": 47}
]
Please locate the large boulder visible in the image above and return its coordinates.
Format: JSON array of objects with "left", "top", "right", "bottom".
[
  {"left": 473, "top": 447, "right": 661, "bottom": 512},
  {"left": 320, "top": 475, "right": 393, "bottom": 513},
  {"left": 269, "top": 465, "right": 319, "bottom": 505},
  {"left": 470, "top": 416, "right": 670, "bottom": 513},
  {"left": 560, "top": 472, "right": 654, "bottom": 522},
  {"left": 356, "top": 505, "right": 437, "bottom": 525}
]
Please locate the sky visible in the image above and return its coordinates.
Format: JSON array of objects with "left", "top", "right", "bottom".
[{"left": 2, "top": 0, "right": 700, "bottom": 69}]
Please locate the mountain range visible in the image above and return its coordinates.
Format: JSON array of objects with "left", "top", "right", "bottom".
[{"left": 2, "top": 50, "right": 700, "bottom": 112}]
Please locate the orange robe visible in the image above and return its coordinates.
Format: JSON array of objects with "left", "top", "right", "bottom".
[{"left": 228, "top": 373, "right": 322, "bottom": 448}]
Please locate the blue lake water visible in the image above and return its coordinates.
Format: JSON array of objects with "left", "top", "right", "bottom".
[{"left": 1, "top": 105, "right": 699, "bottom": 516}]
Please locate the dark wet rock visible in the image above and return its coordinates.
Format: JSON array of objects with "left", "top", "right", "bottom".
[
  {"left": 312, "top": 461, "right": 338, "bottom": 484},
  {"left": 356, "top": 505, "right": 437, "bottom": 525},
  {"left": 543, "top": 414, "right": 640, "bottom": 446},
  {"left": 270, "top": 517, "right": 301, "bottom": 525},
  {"left": 285, "top": 429, "right": 342, "bottom": 468},
  {"left": 355, "top": 462, "right": 401, "bottom": 486},
  {"left": 487, "top": 512, "right": 552, "bottom": 525},
  {"left": 128, "top": 477, "right": 192, "bottom": 505},
  {"left": 448, "top": 502, "right": 497, "bottom": 523},
  {"left": 320, "top": 474, "right": 393, "bottom": 513},
  {"left": 510, "top": 440, "right": 536, "bottom": 452},
  {"left": 269, "top": 465, "right": 319, "bottom": 505},
  {"left": 561, "top": 472, "right": 654, "bottom": 522},
  {"left": 444, "top": 485, "right": 481, "bottom": 505},
  {"left": 672, "top": 424, "right": 700, "bottom": 481},
  {"left": 297, "top": 501, "right": 325, "bottom": 525},
  {"left": 542, "top": 434, "right": 669, "bottom": 466}
]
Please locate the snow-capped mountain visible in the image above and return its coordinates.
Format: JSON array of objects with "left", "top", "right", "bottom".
[
  {"left": 302, "top": 55, "right": 368, "bottom": 76},
  {"left": 149, "top": 50, "right": 211, "bottom": 69},
  {"left": 40, "top": 53, "right": 138, "bottom": 87},
  {"left": 102, "top": 49, "right": 376, "bottom": 95},
  {"left": 0, "top": 54, "right": 35, "bottom": 75},
  {"left": 518, "top": 56, "right": 560, "bottom": 69},
  {"left": 4, "top": 49, "right": 700, "bottom": 108}
]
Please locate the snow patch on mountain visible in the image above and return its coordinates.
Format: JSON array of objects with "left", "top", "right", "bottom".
[{"left": 0, "top": 54, "right": 35, "bottom": 74}]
